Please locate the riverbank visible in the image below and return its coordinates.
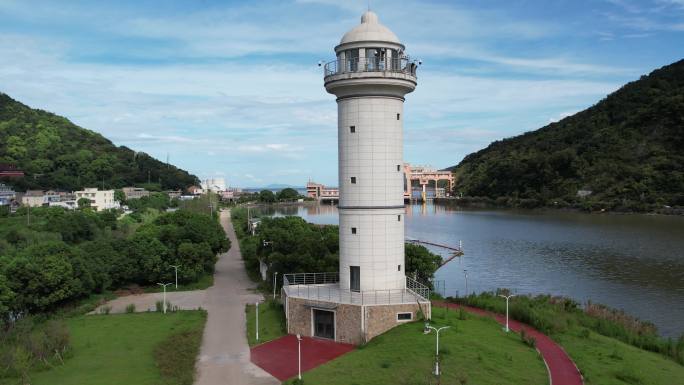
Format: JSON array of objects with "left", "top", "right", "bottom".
[{"left": 434, "top": 196, "right": 684, "bottom": 215}]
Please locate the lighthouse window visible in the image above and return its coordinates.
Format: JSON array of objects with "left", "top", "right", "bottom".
[
  {"left": 398, "top": 264, "right": 401, "bottom": 271},
  {"left": 350, "top": 125, "right": 356, "bottom": 133},
  {"left": 396, "top": 113, "right": 401, "bottom": 120},
  {"left": 350, "top": 177, "right": 357, "bottom": 184},
  {"left": 351, "top": 227, "right": 357, "bottom": 234},
  {"left": 397, "top": 164, "right": 401, "bottom": 171},
  {"left": 398, "top": 215, "right": 401, "bottom": 222}
]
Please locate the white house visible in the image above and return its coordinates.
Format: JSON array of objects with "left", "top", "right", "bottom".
[{"left": 74, "top": 188, "right": 120, "bottom": 211}]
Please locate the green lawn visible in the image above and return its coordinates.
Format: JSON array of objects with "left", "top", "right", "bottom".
[
  {"left": 246, "top": 299, "right": 287, "bottom": 346},
  {"left": 285, "top": 309, "right": 548, "bottom": 385},
  {"left": 5, "top": 311, "right": 206, "bottom": 385},
  {"left": 557, "top": 329, "right": 684, "bottom": 385}
]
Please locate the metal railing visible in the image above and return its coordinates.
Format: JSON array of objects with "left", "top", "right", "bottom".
[
  {"left": 282, "top": 272, "right": 431, "bottom": 305},
  {"left": 406, "top": 276, "right": 430, "bottom": 302},
  {"left": 324, "top": 57, "right": 417, "bottom": 77},
  {"left": 283, "top": 272, "right": 339, "bottom": 286}
]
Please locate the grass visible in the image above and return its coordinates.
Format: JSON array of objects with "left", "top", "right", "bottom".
[
  {"left": 557, "top": 328, "right": 684, "bottom": 385},
  {"left": 284, "top": 308, "right": 548, "bottom": 385},
  {"left": 143, "top": 272, "right": 214, "bottom": 293},
  {"left": 245, "top": 299, "right": 287, "bottom": 346},
  {"left": 3, "top": 311, "right": 207, "bottom": 385}
]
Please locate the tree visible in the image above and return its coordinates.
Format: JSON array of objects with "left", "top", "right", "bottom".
[
  {"left": 276, "top": 188, "right": 299, "bottom": 201},
  {"left": 0, "top": 273, "right": 14, "bottom": 320},
  {"left": 405, "top": 244, "right": 442, "bottom": 285},
  {"left": 77, "top": 197, "right": 91, "bottom": 209},
  {"left": 114, "top": 189, "right": 126, "bottom": 203},
  {"left": 259, "top": 190, "right": 276, "bottom": 203}
]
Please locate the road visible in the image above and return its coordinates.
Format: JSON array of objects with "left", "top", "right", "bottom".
[{"left": 195, "top": 210, "right": 279, "bottom": 385}]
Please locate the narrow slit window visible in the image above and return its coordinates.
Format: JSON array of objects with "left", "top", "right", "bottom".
[
  {"left": 397, "top": 164, "right": 401, "bottom": 171},
  {"left": 398, "top": 215, "right": 401, "bottom": 222},
  {"left": 350, "top": 125, "right": 356, "bottom": 133},
  {"left": 350, "top": 176, "right": 357, "bottom": 184},
  {"left": 398, "top": 264, "right": 401, "bottom": 271},
  {"left": 351, "top": 227, "right": 357, "bottom": 234},
  {"left": 396, "top": 113, "right": 400, "bottom": 120}
]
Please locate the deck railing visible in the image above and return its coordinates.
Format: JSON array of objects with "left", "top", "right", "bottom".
[
  {"left": 323, "top": 57, "right": 417, "bottom": 77},
  {"left": 283, "top": 272, "right": 430, "bottom": 305}
]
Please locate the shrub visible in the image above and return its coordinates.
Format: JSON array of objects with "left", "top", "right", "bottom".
[
  {"left": 99, "top": 305, "right": 112, "bottom": 315},
  {"left": 125, "top": 303, "right": 136, "bottom": 313}
]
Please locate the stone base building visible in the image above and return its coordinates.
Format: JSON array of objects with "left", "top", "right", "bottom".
[{"left": 283, "top": 274, "right": 431, "bottom": 345}]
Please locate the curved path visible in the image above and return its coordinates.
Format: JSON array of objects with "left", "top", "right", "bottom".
[{"left": 434, "top": 301, "right": 583, "bottom": 385}]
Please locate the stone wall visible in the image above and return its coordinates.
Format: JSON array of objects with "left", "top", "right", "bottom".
[{"left": 285, "top": 294, "right": 432, "bottom": 345}]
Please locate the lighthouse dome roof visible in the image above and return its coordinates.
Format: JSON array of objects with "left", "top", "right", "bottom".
[{"left": 339, "top": 11, "right": 401, "bottom": 45}]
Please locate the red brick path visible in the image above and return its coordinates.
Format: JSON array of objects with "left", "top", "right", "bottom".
[
  {"left": 434, "top": 301, "right": 584, "bottom": 385},
  {"left": 250, "top": 335, "right": 355, "bottom": 381}
]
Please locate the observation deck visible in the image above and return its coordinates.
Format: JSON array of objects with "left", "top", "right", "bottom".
[{"left": 323, "top": 57, "right": 418, "bottom": 88}]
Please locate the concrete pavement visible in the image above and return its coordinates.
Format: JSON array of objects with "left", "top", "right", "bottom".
[{"left": 195, "top": 210, "right": 279, "bottom": 385}]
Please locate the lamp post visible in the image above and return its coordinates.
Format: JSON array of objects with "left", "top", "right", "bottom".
[
  {"left": 424, "top": 324, "right": 450, "bottom": 377},
  {"left": 170, "top": 265, "right": 180, "bottom": 289},
  {"left": 157, "top": 282, "right": 172, "bottom": 314},
  {"left": 463, "top": 269, "right": 468, "bottom": 297},
  {"left": 273, "top": 272, "right": 278, "bottom": 300},
  {"left": 297, "top": 333, "right": 302, "bottom": 380},
  {"left": 255, "top": 301, "right": 260, "bottom": 341},
  {"left": 498, "top": 293, "right": 517, "bottom": 332}
]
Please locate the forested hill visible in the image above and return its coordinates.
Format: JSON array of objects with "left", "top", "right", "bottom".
[
  {"left": 448, "top": 59, "right": 684, "bottom": 212},
  {"left": 0, "top": 93, "right": 199, "bottom": 191}
]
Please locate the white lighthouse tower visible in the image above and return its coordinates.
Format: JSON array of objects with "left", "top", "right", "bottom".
[
  {"left": 325, "top": 10, "right": 416, "bottom": 293},
  {"left": 282, "top": 10, "right": 429, "bottom": 345}
]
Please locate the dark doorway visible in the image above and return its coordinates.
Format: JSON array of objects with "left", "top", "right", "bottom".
[
  {"left": 313, "top": 309, "right": 335, "bottom": 340},
  {"left": 350, "top": 266, "right": 360, "bottom": 292}
]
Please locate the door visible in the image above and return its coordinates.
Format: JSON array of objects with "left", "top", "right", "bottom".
[
  {"left": 350, "top": 266, "right": 360, "bottom": 292},
  {"left": 313, "top": 309, "right": 335, "bottom": 339}
]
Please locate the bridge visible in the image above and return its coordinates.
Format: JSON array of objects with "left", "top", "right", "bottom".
[{"left": 307, "top": 163, "right": 454, "bottom": 202}]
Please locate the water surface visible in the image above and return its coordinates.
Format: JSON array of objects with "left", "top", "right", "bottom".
[{"left": 257, "top": 203, "right": 684, "bottom": 337}]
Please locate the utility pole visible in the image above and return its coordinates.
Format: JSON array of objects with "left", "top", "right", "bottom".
[
  {"left": 273, "top": 272, "right": 278, "bottom": 299},
  {"left": 170, "top": 265, "right": 180, "bottom": 289},
  {"left": 463, "top": 269, "right": 468, "bottom": 297},
  {"left": 157, "top": 282, "right": 172, "bottom": 314}
]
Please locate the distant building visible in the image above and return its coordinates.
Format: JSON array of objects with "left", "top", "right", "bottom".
[
  {"left": 166, "top": 190, "right": 181, "bottom": 199},
  {"left": 0, "top": 183, "right": 16, "bottom": 206},
  {"left": 577, "top": 189, "right": 593, "bottom": 198},
  {"left": 306, "top": 181, "right": 339, "bottom": 202},
  {"left": 219, "top": 190, "right": 235, "bottom": 202},
  {"left": 122, "top": 187, "right": 150, "bottom": 200},
  {"left": 201, "top": 178, "right": 226, "bottom": 192},
  {"left": 74, "top": 188, "right": 120, "bottom": 211},
  {"left": 0, "top": 164, "right": 24, "bottom": 178},
  {"left": 187, "top": 185, "right": 204, "bottom": 195},
  {"left": 22, "top": 190, "right": 46, "bottom": 207}
]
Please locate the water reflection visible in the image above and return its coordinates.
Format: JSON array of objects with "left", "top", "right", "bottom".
[{"left": 254, "top": 202, "right": 684, "bottom": 337}]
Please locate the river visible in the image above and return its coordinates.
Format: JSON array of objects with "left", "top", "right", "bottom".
[{"left": 256, "top": 202, "right": 684, "bottom": 338}]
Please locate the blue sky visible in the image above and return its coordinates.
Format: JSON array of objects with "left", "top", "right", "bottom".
[{"left": 1, "top": 0, "right": 682, "bottom": 187}]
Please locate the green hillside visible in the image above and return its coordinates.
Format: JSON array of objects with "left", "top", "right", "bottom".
[
  {"left": 0, "top": 93, "right": 199, "bottom": 191},
  {"left": 448, "top": 59, "right": 684, "bottom": 212}
]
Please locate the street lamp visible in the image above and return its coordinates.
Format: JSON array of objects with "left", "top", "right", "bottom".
[
  {"left": 297, "top": 333, "right": 303, "bottom": 380},
  {"left": 463, "top": 269, "right": 468, "bottom": 297},
  {"left": 498, "top": 293, "right": 517, "bottom": 332},
  {"left": 157, "top": 282, "right": 172, "bottom": 314},
  {"left": 255, "top": 301, "right": 260, "bottom": 341},
  {"left": 273, "top": 272, "right": 278, "bottom": 300},
  {"left": 424, "top": 324, "right": 450, "bottom": 377},
  {"left": 170, "top": 265, "right": 180, "bottom": 289}
]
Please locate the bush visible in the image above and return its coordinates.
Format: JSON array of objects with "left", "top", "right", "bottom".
[
  {"left": 99, "top": 305, "right": 112, "bottom": 315},
  {"left": 125, "top": 304, "right": 136, "bottom": 313}
]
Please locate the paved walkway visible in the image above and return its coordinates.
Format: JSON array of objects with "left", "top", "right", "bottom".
[
  {"left": 195, "top": 210, "right": 279, "bottom": 385},
  {"left": 251, "top": 335, "right": 355, "bottom": 381},
  {"left": 434, "top": 301, "right": 583, "bottom": 385}
]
